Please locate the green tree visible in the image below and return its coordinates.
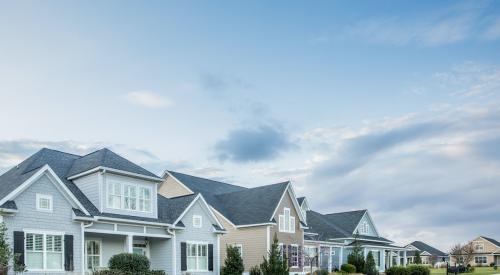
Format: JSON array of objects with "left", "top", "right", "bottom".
[
  {"left": 414, "top": 251, "right": 422, "bottom": 264},
  {"left": 0, "top": 222, "right": 13, "bottom": 272},
  {"left": 222, "top": 245, "right": 244, "bottom": 275},
  {"left": 260, "top": 233, "right": 289, "bottom": 275},
  {"left": 365, "top": 251, "right": 378, "bottom": 275},
  {"left": 347, "top": 232, "right": 365, "bottom": 273}
]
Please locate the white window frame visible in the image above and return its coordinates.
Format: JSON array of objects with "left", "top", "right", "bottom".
[
  {"left": 290, "top": 244, "right": 299, "bottom": 268},
  {"left": 186, "top": 241, "right": 209, "bottom": 272},
  {"left": 231, "top": 244, "right": 243, "bottom": 257},
  {"left": 24, "top": 230, "right": 65, "bottom": 272},
  {"left": 106, "top": 180, "right": 153, "bottom": 213},
  {"left": 279, "top": 208, "right": 296, "bottom": 233},
  {"left": 85, "top": 239, "right": 102, "bottom": 270},
  {"left": 36, "top": 194, "right": 53, "bottom": 212},
  {"left": 193, "top": 215, "right": 203, "bottom": 228},
  {"left": 359, "top": 221, "right": 369, "bottom": 234},
  {"left": 474, "top": 256, "right": 487, "bottom": 264}
]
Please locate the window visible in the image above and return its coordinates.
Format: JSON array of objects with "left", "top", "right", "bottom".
[
  {"left": 86, "top": 240, "right": 101, "bottom": 270},
  {"left": 36, "top": 194, "right": 53, "bottom": 212},
  {"left": 133, "top": 243, "right": 148, "bottom": 257},
  {"left": 187, "top": 243, "right": 208, "bottom": 271},
  {"left": 279, "top": 208, "right": 296, "bottom": 233},
  {"left": 290, "top": 245, "right": 299, "bottom": 268},
  {"left": 26, "top": 232, "right": 63, "bottom": 271},
  {"left": 304, "top": 246, "right": 318, "bottom": 267},
  {"left": 193, "top": 215, "right": 202, "bottom": 228},
  {"left": 473, "top": 242, "right": 484, "bottom": 252},
  {"left": 475, "top": 256, "right": 487, "bottom": 264},
  {"left": 231, "top": 244, "right": 243, "bottom": 256},
  {"left": 107, "top": 181, "right": 152, "bottom": 212},
  {"left": 359, "top": 221, "right": 369, "bottom": 234}
]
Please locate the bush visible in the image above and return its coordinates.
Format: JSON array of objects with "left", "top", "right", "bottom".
[
  {"left": 490, "top": 263, "right": 495, "bottom": 267},
  {"left": 494, "top": 266, "right": 497, "bottom": 270},
  {"left": 467, "top": 266, "right": 475, "bottom": 273},
  {"left": 92, "top": 271, "right": 165, "bottom": 275},
  {"left": 108, "top": 253, "right": 150, "bottom": 273},
  {"left": 313, "top": 269, "right": 329, "bottom": 275},
  {"left": 365, "top": 251, "right": 378, "bottom": 275},
  {"left": 341, "top": 263, "right": 357, "bottom": 273},
  {"left": 222, "top": 245, "right": 245, "bottom": 275},
  {"left": 250, "top": 265, "right": 262, "bottom": 275},
  {"left": 407, "top": 265, "right": 430, "bottom": 275},
  {"left": 386, "top": 266, "right": 408, "bottom": 275}
]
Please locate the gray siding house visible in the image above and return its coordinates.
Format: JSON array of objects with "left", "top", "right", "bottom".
[{"left": 0, "top": 148, "right": 225, "bottom": 275}]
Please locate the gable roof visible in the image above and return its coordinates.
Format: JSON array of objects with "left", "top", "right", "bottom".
[
  {"left": 297, "top": 197, "right": 305, "bottom": 205},
  {"left": 408, "top": 241, "right": 447, "bottom": 256},
  {"left": 323, "top": 209, "right": 367, "bottom": 234},
  {"left": 480, "top": 236, "right": 500, "bottom": 248},
  {"left": 166, "top": 170, "right": 295, "bottom": 226}
]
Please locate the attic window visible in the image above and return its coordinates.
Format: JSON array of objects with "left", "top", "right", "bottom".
[
  {"left": 193, "top": 215, "right": 202, "bottom": 228},
  {"left": 279, "top": 208, "right": 295, "bottom": 233},
  {"left": 359, "top": 221, "right": 369, "bottom": 234},
  {"left": 36, "top": 194, "right": 53, "bottom": 212}
]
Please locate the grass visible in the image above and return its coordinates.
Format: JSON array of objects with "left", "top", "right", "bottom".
[{"left": 431, "top": 267, "right": 499, "bottom": 275}]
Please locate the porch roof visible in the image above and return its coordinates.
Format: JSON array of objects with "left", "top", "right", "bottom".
[{"left": 347, "top": 240, "right": 407, "bottom": 250}]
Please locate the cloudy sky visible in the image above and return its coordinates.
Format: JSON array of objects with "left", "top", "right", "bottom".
[{"left": 1, "top": 0, "right": 500, "bottom": 251}]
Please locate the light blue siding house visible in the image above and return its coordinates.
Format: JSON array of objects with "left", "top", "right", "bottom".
[{"left": 0, "top": 148, "right": 225, "bottom": 275}]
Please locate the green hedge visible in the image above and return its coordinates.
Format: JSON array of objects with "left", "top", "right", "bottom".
[
  {"left": 108, "top": 253, "right": 150, "bottom": 273},
  {"left": 92, "top": 270, "right": 165, "bottom": 275},
  {"left": 386, "top": 266, "right": 409, "bottom": 275},
  {"left": 386, "top": 265, "right": 430, "bottom": 275},
  {"left": 341, "top": 263, "right": 357, "bottom": 273}
]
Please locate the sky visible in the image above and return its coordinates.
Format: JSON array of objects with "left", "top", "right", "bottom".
[{"left": 1, "top": 0, "right": 500, "bottom": 251}]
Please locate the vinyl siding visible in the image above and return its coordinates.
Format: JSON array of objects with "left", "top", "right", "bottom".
[
  {"left": 73, "top": 172, "right": 101, "bottom": 211},
  {"left": 158, "top": 176, "right": 193, "bottom": 198},
  {"left": 354, "top": 213, "right": 377, "bottom": 237},
  {"left": 3, "top": 173, "right": 82, "bottom": 275},
  {"left": 175, "top": 200, "right": 220, "bottom": 275},
  {"left": 149, "top": 238, "right": 171, "bottom": 272},
  {"left": 216, "top": 211, "right": 268, "bottom": 272}
]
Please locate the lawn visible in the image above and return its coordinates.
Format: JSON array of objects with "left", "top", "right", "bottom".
[{"left": 431, "top": 267, "right": 499, "bottom": 275}]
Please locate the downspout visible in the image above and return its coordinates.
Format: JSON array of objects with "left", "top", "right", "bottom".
[
  {"left": 81, "top": 222, "right": 94, "bottom": 274},
  {"left": 167, "top": 228, "right": 176, "bottom": 275}
]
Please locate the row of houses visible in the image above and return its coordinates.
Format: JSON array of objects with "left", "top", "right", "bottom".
[{"left": 0, "top": 148, "right": 496, "bottom": 275}]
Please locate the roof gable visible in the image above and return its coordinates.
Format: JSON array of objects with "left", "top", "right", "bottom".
[
  {"left": 410, "top": 241, "right": 447, "bottom": 256},
  {"left": 324, "top": 209, "right": 367, "bottom": 234},
  {"left": 479, "top": 236, "right": 500, "bottom": 248}
]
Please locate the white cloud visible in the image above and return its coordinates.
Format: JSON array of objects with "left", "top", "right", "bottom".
[{"left": 124, "top": 90, "right": 172, "bottom": 109}]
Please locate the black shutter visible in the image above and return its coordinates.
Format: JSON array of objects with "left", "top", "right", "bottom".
[
  {"left": 64, "top": 235, "right": 74, "bottom": 271},
  {"left": 208, "top": 244, "right": 214, "bottom": 271},
  {"left": 13, "top": 231, "right": 24, "bottom": 266},
  {"left": 181, "top": 242, "right": 187, "bottom": 271}
]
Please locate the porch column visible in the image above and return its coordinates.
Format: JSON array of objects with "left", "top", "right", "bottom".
[
  {"left": 126, "top": 235, "right": 134, "bottom": 253},
  {"left": 389, "top": 250, "right": 393, "bottom": 267},
  {"left": 328, "top": 246, "right": 332, "bottom": 272},
  {"left": 380, "top": 250, "right": 386, "bottom": 272},
  {"left": 339, "top": 246, "right": 343, "bottom": 266},
  {"left": 364, "top": 248, "right": 368, "bottom": 259},
  {"left": 397, "top": 251, "right": 401, "bottom": 266},
  {"left": 403, "top": 250, "right": 407, "bottom": 266}
]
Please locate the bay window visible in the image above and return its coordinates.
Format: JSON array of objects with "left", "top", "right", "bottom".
[
  {"left": 187, "top": 243, "right": 208, "bottom": 271},
  {"left": 25, "top": 232, "right": 63, "bottom": 271},
  {"left": 107, "top": 181, "right": 152, "bottom": 212}
]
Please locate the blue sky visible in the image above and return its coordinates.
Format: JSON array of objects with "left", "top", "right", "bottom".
[{"left": 1, "top": 0, "right": 500, "bottom": 250}]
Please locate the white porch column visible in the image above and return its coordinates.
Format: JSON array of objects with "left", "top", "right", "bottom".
[
  {"left": 397, "top": 251, "right": 401, "bottom": 266},
  {"left": 364, "top": 248, "right": 368, "bottom": 259},
  {"left": 339, "top": 246, "right": 344, "bottom": 266},
  {"left": 126, "top": 235, "right": 134, "bottom": 253},
  {"left": 380, "top": 250, "right": 386, "bottom": 272},
  {"left": 389, "top": 250, "right": 393, "bottom": 267},
  {"left": 328, "top": 246, "right": 332, "bottom": 271},
  {"left": 403, "top": 250, "right": 407, "bottom": 266}
]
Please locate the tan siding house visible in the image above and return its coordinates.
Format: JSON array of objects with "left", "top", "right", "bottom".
[{"left": 450, "top": 236, "right": 500, "bottom": 266}]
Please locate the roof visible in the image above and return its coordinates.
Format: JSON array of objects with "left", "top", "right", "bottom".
[
  {"left": 409, "top": 241, "right": 447, "bottom": 256},
  {"left": 348, "top": 240, "right": 405, "bottom": 249},
  {"left": 297, "top": 197, "right": 305, "bottom": 206},
  {"left": 168, "top": 171, "right": 292, "bottom": 226},
  {"left": 481, "top": 236, "right": 500, "bottom": 248},
  {"left": 0, "top": 200, "right": 17, "bottom": 210},
  {"left": 305, "top": 210, "right": 351, "bottom": 241},
  {"left": 323, "top": 209, "right": 367, "bottom": 234}
]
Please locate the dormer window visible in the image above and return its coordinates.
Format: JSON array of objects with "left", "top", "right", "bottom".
[
  {"left": 36, "top": 194, "right": 53, "bottom": 212},
  {"left": 473, "top": 242, "right": 484, "bottom": 252},
  {"left": 359, "top": 221, "right": 369, "bottom": 234},
  {"left": 107, "top": 181, "right": 152, "bottom": 213},
  {"left": 279, "top": 208, "right": 295, "bottom": 233}
]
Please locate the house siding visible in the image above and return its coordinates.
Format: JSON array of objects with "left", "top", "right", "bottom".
[
  {"left": 355, "top": 213, "right": 377, "bottom": 237},
  {"left": 175, "top": 200, "right": 220, "bottom": 275},
  {"left": 159, "top": 176, "right": 193, "bottom": 198},
  {"left": 3, "top": 173, "right": 82, "bottom": 275},
  {"left": 73, "top": 172, "right": 101, "bottom": 211},
  {"left": 149, "top": 238, "right": 171, "bottom": 272}
]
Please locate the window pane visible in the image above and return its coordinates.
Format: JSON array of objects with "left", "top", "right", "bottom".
[
  {"left": 26, "top": 234, "right": 34, "bottom": 251},
  {"left": 187, "top": 257, "right": 196, "bottom": 270},
  {"left": 35, "top": 234, "right": 44, "bottom": 251},
  {"left": 47, "top": 252, "right": 63, "bottom": 269},
  {"left": 198, "top": 256, "right": 208, "bottom": 270},
  {"left": 26, "top": 252, "right": 43, "bottom": 269}
]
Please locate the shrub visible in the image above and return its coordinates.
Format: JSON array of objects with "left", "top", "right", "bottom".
[
  {"left": 365, "top": 251, "right": 378, "bottom": 275},
  {"left": 386, "top": 266, "right": 408, "bottom": 275},
  {"left": 250, "top": 265, "right": 262, "bottom": 275},
  {"left": 490, "top": 263, "right": 495, "bottom": 267},
  {"left": 260, "top": 233, "right": 289, "bottom": 275},
  {"left": 108, "top": 253, "right": 150, "bottom": 273},
  {"left": 313, "top": 269, "right": 328, "bottom": 275},
  {"left": 222, "top": 245, "right": 244, "bottom": 275},
  {"left": 341, "top": 263, "right": 357, "bottom": 273},
  {"left": 92, "top": 271, "right": 164, "bottom": 275},
  {"left": 407, "top": 264, "right": 430, "bottom": 275},
  {"left": 493, "top": 265, "right": 497, "bottom": 270}
]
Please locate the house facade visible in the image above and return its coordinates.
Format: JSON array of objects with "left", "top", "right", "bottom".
[
  {"left": 450, "top": 236, "right": 500, "bottom": 267},
  {"left": 160, "top": 171, "right": 307, "bottom": 274},
  {"left": 0, "top": 148, "right": 225, "bottom": 275},
  {"left": 404, "top": 241, "right": 449, "bottom": 266}
]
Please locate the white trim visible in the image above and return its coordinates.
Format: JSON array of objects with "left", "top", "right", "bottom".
[
  {"left": 304, "top": 240, "right": 344, "bottom": 246},
  {"left": 84, "top": 228, "right": 171, "bottom": 239},
  {"left": 171, "top": 231, "right": 177, "bottom": 274},
  {"left": 266, "top": 226, "right": 271, "bottom": 254},
  {"left": 172, "top": 194, "right": 224, "bottom": 230},
  {"left": 269, "top": 182, "right": 306, "bottom": 224},
  {"left": 235, "top": 222, "right": 276, "bottom": 228},
  {"left": 24, "top": 230, "right": 65, "bottom": 272},
  {"left": 185, "top": 241, "right": 210, "bottom": 272},
  {"left": 105, "top": 179, "right": 153, "bottom": 213},
  {"left": 216, "top": 234, "right": 220, "bottom": 275},
  {"left": 85, "top": 238, "right": 103, "bottom": 270},
  {"left": 353, "top": 210, "right": 380, "bottom": 236},
  {"left": 193, "top": 215, "right": 203, "bottom": 228},
  {"left": 211, "top": 207, "right": 236, "bottom": 228},
  {"left": 93, "top": 216, "right": 172, "bottom": 227},
  {"left": 329, "top": 237, "right": 392, "bottom": 244},
  {"left": 477, "top": 236, "right": 500, "bottom": 250},
  {"left": 162, "top": 171, "right": 195, "bottom": 193},
  {"left": 36, "top": 193, "right": 53, "bottom": 212},
  {"left": 0, "top": 165, "right": 90, "bottom": 215},
  {"left": 68, "top": 166, "right": 163, "bottom": 182},
  {"left": 290, "top": 244, "right": 299, "bottom": 268}
]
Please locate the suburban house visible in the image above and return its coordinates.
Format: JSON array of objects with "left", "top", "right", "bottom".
[
  {"left": 450, "top": 236, "right": 500, "bottom": 267},
  {"left": 160, "top": 171, "right": 307, "bottom": 274},
  {"left": 299, "top": 197, "right": 408, "bottom": 273},
  {"left": 0, "top": 148, "right": 226, "bottom": 275},
  {"left": 404, "top": 241, "right": 449, "bottom": 266}
]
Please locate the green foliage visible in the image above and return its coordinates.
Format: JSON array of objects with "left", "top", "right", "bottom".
[
  {"left": 365, "top": 251, "right": 378, "bottom": 275},
  {"left": 0, "top": 222, "right": 12, "bottom": 269},
  {"left": 92, "top": 270, "right": 165, "bottom": 275},
  {"left": 222, "top": 245, "right": 245, "bottom": 275},
  {"left": 313, "top": 269, "right": 329, "bottom": 275},
  {"left": 414, "top": 251, "right": 422, "bottom": 265},
  {"left": 386, "top": 266, "right": 409, "bottom": 275},
  {"left": 341, "top": 263, "right": 357, "bottom": 273},
  {"left": 494, "top": 265, "right": 498, "bottom": 270},
  {"left": 249, "top": 265, "right": 262, "bottom": 275},
  {"left": 347, "top": 234, "right": 365, "bottom": 273},
  {"left": 13, "top": 253, "right": 26, "bottom": 273},
  {"left": 108, "top": 253, "right": 150, "bottom": 273},
  {"left": 260, "top": 233, "right": 289, "bottom": 275},
  {"left": 407, "top": 264, "right": 430, "bottom": 275}
]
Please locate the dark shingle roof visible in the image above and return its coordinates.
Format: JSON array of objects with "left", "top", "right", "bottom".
[
  {"left": 0, "top": 200, "right": 17, "bottom": 210},
  {"left": 168, "top": 171, "right": 291, "bottom": 226},
  {"left": 297, "top": 197, "right": 305, "bottom": 206},
  {"left": 409, "top": 241, "right": 447, "bottom": 256},
  {"left": 481, "top": 236, "right": 500, "bottom": 248},
  {"left": 349, "top": 240, "right": 404, "bottom": 249},
  {"left": 323, "top": 209, "right": 367, "bottom": 234}
]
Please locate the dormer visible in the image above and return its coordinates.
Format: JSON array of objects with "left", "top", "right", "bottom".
[
  {"left": 354, "top": 210, "right": 379, "bottom": 237},
  {"left": 68, "top": 149, "right": 163, "bottom": 219},
  {"left": 297, "top": 197, "right": 310, "bottom": 222}
]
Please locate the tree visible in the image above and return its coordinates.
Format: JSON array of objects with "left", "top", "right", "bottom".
[
  {"left": 260, "top": 233, "right": 289, "bottom": 275},
  {"left": 449, "top": 243, "right": 474, "bottom": 266},
  {"left": 222, "top": 245, "right": 244, "bottom": 275},
  {"left": 0, "top": 222, "right": 12, "bottom": 273},
  {"left": 414, "top": 251, "right": 422, "bottom": 264},
  {"left": 347, "top": 232, "right": 365, "bottom": 273},
  {"left": 365, "top": 251, "right": 378, "bottom": 275},
  {"left": 303, "top": 246, "right": 318, "bottom": 274}
]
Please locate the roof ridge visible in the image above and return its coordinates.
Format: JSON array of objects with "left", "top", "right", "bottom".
[
  {"left": 325, "top": 209, "right": 367, "bottom": 215},
  {"left": 168, "top": 170, "right": 248, "bottom": 190},
  {"left": 216, "top": 181, "right": 289, "bottom": 196},
  {"left": 41, "top": 147, "right": 82, "bottom": 157}
]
